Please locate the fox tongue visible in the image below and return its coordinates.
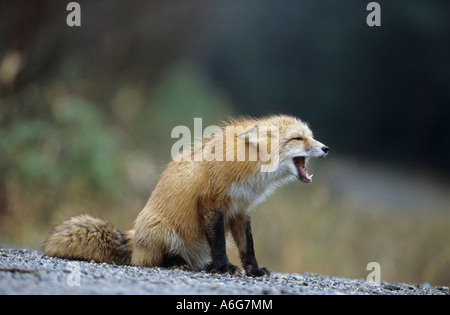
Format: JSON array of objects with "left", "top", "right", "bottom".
[{"left": 294, "top": 157, "right": 312, "bottom": 182}]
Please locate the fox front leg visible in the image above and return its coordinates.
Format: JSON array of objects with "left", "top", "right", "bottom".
[
  {"left": 230, "top": 214, "right": 271, "bottom": 277},
  {"left": 204, "top": 210, "right": 241, "bottom": 275}
]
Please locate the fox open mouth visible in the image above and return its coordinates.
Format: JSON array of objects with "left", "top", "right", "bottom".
[{"left": 293, "top": 156, "right": 312, "bottom": 183}]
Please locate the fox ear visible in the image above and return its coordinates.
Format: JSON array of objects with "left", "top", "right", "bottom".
[{"left": 237, "top": 124, "right": 259, "bottom": 144}]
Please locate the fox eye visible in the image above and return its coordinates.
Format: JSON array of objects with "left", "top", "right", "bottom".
[{"left": 292, "top": 137, "right": 304, "bottom": 141}]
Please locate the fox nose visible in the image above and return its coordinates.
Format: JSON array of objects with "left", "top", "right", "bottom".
[{"left": 322, "top": 146, "right": 329, "bottom": 154}]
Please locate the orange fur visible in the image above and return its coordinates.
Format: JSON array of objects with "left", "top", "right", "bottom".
[
  {"left": 44, "top": 115, "right": 328, "bottom": 272},
  {"left": 132, "top": 115, "right": 327, "bottom": 269}
]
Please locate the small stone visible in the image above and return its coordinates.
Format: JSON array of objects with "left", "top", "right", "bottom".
[
  {"left": 436, "top": 286, "right": 449, "bottom": 292},
  {"left": 261, "top": 288, "right": 271, "bottom": 295},
  {"left": 384, "top": 284, "right": 401, "bottom": 291},
  {"left": 420, "top": 282, "right": 431, "bottom": 289}
]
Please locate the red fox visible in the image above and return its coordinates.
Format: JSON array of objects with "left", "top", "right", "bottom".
[{"left": 44, "top": 115, "right": 328, "bottom": 276}]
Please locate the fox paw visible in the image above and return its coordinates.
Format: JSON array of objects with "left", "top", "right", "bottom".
[
  {"left": 169, "top": 264, "right": 191, "bottom": 271},
  {"left": 245, "top": 266, "right": 271, "bottom": 277},
  {"left": 212, "top": 264, "right": 243, "bottom": 276}
]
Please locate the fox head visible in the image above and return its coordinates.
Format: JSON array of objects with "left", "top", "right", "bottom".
[{"left": 238, "top": 115, "right": 329, "bottom": 182}]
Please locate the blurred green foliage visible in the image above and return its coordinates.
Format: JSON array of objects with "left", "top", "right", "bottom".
[{"left": 1, "top": 97, "right": 120, "bottom": 191}]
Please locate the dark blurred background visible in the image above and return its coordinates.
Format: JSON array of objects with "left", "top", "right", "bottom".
[{"left": 0, "top": 0, "right": 449, "bottom": 285}]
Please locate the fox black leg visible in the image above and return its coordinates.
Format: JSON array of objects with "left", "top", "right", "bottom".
[
  {"left": 230, "top": 215, "right": 271, "bottom": 277},
  {"left": 162, "top": 254, "right": 190, "bottom": 270},
  {"left": 204, "top": 210, "right": 241, "bottom": 275}
]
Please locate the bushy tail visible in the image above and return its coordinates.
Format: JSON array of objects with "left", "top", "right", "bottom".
[{"left": 43, "top": 214, "right": 134, "bottom": 265}]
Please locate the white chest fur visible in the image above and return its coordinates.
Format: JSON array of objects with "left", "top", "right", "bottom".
[{"left": 226, "top": 169, "right": 296, "bottom": 218}]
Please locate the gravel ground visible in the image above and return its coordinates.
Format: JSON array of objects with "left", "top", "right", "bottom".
[{"left": 0, "top": 248, "right": 448, "bottom": 295}]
